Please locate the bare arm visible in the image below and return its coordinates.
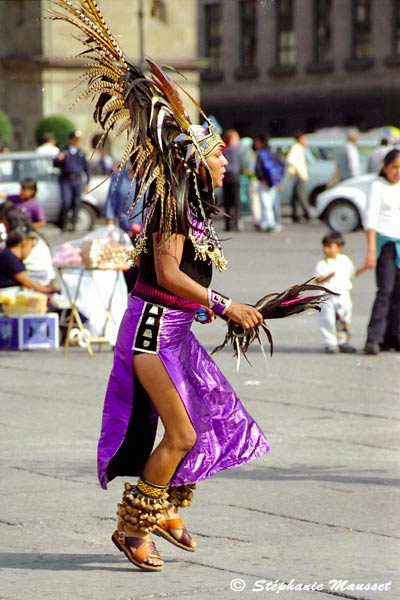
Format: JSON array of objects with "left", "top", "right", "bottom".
[
  {"left": 363, "top": 229, "right": 377, "bottom": 269},
  {"left": 314, "top": 272, "right": 335, "bottom": 284},
  {"left": 13, "top": 270, "right": 57, "bottom": 294},
  {"left": 153, "top": 233, "right": 263, "bottom": 330},
  {"left": 32, "top": 220, "right": 47, "bottom": 229},
  {"left": 355, "top": 266, "right": 368, "bottom": 277}
]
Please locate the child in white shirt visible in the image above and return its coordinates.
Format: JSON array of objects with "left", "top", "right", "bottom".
[{"left": 314, "top": 231, "right": 365, "bottom": 354}]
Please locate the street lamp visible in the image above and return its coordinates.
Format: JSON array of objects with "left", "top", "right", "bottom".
[{"left": 138, "top": 0, "right": 145, "bottom": 71}]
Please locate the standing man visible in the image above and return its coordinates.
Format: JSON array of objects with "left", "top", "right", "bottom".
[
  {"left": 286, "top": 132, "right": 310, "bottom": 222},
  {"left": 54, "top": 131, "right": 90, "bottom": 231},
  {"left": 36, "top": 133, "right": 60, "bottom": 157},
  {"left": 222, "top": 129, "right": 242, "bottom": 232},
  {"left": 367, "top": 137, "right": 391, "bottom": 174},
  {"left": 335, "top": 128, "right": 360, "bottom": 181}
]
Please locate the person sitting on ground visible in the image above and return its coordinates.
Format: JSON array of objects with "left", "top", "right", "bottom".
[
  {"left": 0, "top": 227, "right": 57, "bottom": 293},
  {"left": 314, "top": 231, "right": 366, "bottom": 354},
  {"left": 0, "top": 177, "right": 47, "bottom": 229},
  {"left": 0, "top": 203, "right": 56, "bottom": 289}
]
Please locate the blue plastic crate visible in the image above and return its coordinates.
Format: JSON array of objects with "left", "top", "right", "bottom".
[{"left": 0, "top": 313, "right": 59, "bottom": 350}]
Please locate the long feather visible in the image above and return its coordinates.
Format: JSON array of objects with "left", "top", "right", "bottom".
[{"left": 211, "top": 280, "right": 338, "bottom": 364}]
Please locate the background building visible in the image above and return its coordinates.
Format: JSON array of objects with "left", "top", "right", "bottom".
[
  {"left": 0, "top": 0, "right": 199, "bottom": 155},
  {"left": 2, "top": 0, "right": 400, "bottom": 151},
  {"left": 198, "top": 0, "right": 400, "bottom": 136}
]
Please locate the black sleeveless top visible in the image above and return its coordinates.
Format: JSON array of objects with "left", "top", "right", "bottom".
[{"left": 138, "top": 206, "right": 212, "bottom": 292}]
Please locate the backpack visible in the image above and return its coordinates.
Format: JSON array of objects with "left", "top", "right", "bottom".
[{"left": 255, "top": 149, "right": 284, "bottom": 187}]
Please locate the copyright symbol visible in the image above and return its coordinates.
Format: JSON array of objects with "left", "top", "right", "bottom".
[{"left": 230, "top": 578, "right": 246, "bottom": 592}]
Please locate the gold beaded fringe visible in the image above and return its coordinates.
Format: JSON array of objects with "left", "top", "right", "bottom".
[
  {"left": 168, "top": 484, "right": 196, "bottom": 508},
  {"left": 117, "top": 480, "right": 169, "bottom": 533}
]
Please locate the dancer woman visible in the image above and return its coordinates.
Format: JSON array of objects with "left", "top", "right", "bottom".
[
  {"left": 98, "top": 124, "right": 271, "bottom": 571},
  {"left": 51, "top": 1, "right": 270, "bottom": 572},
  {"left": 52, "top": 1, "right": 337, "bottom": 573}
]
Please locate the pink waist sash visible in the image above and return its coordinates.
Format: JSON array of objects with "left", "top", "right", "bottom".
[{"left": 132, "top": 278, "right": 201, "bottom": 312}]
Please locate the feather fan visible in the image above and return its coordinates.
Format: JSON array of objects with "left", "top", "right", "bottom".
[{"left": 212, "top": 279, "right": 339, "bottom": 369}]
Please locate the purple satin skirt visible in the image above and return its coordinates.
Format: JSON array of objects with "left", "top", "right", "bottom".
[{"left": 97, "top": 295, "right": 270, "bottom": 489}]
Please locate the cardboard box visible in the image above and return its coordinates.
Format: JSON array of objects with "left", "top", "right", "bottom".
[{"left": 0, "top": 313, "right": 59, "bottom": 350}]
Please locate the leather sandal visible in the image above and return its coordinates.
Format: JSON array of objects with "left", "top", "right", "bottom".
[
  {"left": 111, "top": 525, "right": 163, "bottom": 572},
  {"left": 154, "top": 517, "right": 196, "bottom": 552}
]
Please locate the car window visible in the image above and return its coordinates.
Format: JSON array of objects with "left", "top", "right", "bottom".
[
  {"left": 269, "top": 142, "right": 292, "bottom": 159},
  {"left": 17, "top": 157, "right": 59, "bottom": 181},
  {"left": 309, "top": 145, "right": 339, "bottom": 161},
  {"left": 269, "top": 138, "right": 294, "bottom": 159}
]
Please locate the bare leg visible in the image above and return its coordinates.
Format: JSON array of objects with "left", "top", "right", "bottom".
[
  {"left": 134, "top": 354, "right": 197, "bottom": 483},
  {"left": 120, "top": 353, "right": 197, "bottom": 564}
]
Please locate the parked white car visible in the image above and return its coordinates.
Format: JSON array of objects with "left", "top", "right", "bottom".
[
  {"left": 0, "top": 151, "right": 109, "bottom": 232},
  {"left": 315, "top": 173, "right": 376, "bottom": 233}
]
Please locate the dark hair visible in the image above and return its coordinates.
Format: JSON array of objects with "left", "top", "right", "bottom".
[
  {"left": 379, "top": 148, "right": 400, "bottom": 179},
  {"left": 0, "top": 203, "right": 31, "bottom": 230},
  {"left": 256, "top": 133, "right": 270, "bottom": 145},
  {"left": 0, "top": 200, "right": 16, "bottom": 220},
  {"left": 222, "top": 129, "right": 239, "bottom": 144},
  {"left": 20, "top": 177, "right": 37, "bottom": 194},
  {"left": 294, "top": 131, "right": 306, "bottom": 141},
  {"left": 0, "top": 202, "right": 49, "bottom": 247},
  {"left": 41, "top": 132, "right": 56, "bottom": 144},
  {"left": 322, "top": 231, "right": 345, "bottom": 246},
  {"left": 5, "top": 227, "right": 36, "bottom": 248}
]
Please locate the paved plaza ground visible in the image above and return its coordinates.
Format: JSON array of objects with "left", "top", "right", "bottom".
[{"left": 0, "top": 221, "right": 399, "bottom": 600}]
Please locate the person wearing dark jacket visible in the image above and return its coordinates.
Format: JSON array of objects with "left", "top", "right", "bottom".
[
  {"left": 221, "top": 129, "right": 242, "bottom": 231},
  {"left": 54, "top": 131, "right": 90, "bottom": 231},
  {"left": 254, "top": 135, "right": 285, "bottom": 231}
]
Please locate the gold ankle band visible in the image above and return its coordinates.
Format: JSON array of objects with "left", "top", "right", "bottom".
[
  {"left": 168, "top": 484, "right": 196, "bottom": 508},
  {"left": 136, "top": 477, "right": 168, "bottom": 499},
  {"left": 117, "top": 481, "right": 169, "bottom": 533}
]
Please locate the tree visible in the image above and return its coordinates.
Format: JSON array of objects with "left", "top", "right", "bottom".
[
  {"left": 0, "top": 109, "right": 13, "bottom": 148},
  {"left": 35, "top": 115, "right": 77, "bottom": 148}
]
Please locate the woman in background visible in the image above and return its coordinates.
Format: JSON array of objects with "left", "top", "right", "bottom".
[{"left": 363, "top": 149, "right": 400, "bottom": 354}]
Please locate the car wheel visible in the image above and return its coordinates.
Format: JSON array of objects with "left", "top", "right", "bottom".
[
  {"left": 75, "top": 202, "right": 97, "bottom": 232},
  {"left": 324, "top": 199, "right": 361, "bottom": 233}
]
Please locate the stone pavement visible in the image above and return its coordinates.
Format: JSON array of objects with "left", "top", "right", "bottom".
[{"left": 0, "top": 222, "right": 399, "bottom": 600}]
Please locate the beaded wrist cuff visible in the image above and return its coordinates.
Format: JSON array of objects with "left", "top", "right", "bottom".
[{"left": 207, "top": 289, "right": 232, "bottom": 316}]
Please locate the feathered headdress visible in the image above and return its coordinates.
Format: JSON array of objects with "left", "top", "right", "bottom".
[{"left": 48, "top": 0, "right": 226, "bottom": 268}]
